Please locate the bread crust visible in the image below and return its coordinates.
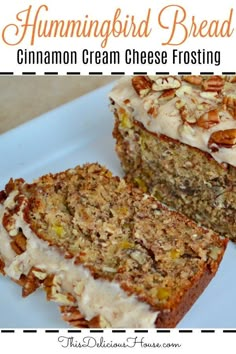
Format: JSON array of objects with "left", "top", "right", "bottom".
[
  {"left": 113, "top": 114, "right": 236, "bottom": 240},
  {"left": 0, "top": 164, "right": 228, "bottom": 327}
]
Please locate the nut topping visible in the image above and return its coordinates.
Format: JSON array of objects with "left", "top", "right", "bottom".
[
  {"left": 147, "top": 106, "right": 158, "bottom": 118},
  {"left": 89, "top": 315, "right": 111, "bottom": 328},
  {"left": 208, "top": 129, "right": 236, "bottom": 149},
  {"left": 60, "top": 306, "right": 111, "bottom": 328},
  {"left": 182, "top": 76, "right": 202, "bottom": 85},
  {"left": 225, "top": 76, "right": 236, "bottom": 83},
  {"left": 60, "top": 306, "right": 89, "bottom": 328},
  {"left": 10, "top": 232, "right": 27, "bottom": 255},
  {"left": 176, "top": 100, "right": 197, "bottom": 124},
  {"left": 178, "top": 123, "right": 195, "bottom": 138},
  {"left": 132, "top": 76, "right": 152, "bottom": 97},
  {"left": 223, "top": 95, "right": 236, "bottom": 119},
  {"left": 0, "top": 258, "right": 5, "bottom": 275},
  {"left": 196, "top": 102, "right": 211, "bottom": 111},
  {"left": 22, "top": 267, "right": 44, "bottom": 297},
  {"left": 202, "top": 76, "right": 224, "bottom": 92},
  {"left": 44, "top": 274, "right": 75, "bottom": 305},
  {"left": 176, "top": 85, "right": 192, "bottom": 97},
  {"left": 197, "top": 109, "right": 220, "bottom": 129},
  {"left": 200, "top": 91, "right": 219, "bottom": 100},
  {"left": 151, "top": 76, "right": 181, "bottom": 91},
  {"left": 158, "top": 89, "right": 176, "bottom": 102}
]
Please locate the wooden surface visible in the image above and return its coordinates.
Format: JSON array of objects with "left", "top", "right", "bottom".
[{"left": 0, "top": 76, "right": 116, "bottom": 134}]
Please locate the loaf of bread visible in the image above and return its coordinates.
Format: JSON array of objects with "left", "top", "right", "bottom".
[
  {"left": 110, "top": 76, "right": 236, "bottom": 241},
  {"left": 0, "top": 163, "right": 227, "bottom": 327}
]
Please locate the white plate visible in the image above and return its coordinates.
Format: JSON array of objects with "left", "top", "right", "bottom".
[{"left": 0, "top": 82, "right": 235, "bottom": 328}]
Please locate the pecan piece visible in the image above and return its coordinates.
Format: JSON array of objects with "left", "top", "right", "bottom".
[
  {"left": 10, "top": 232, "right": 27, "bottom": 255},
  {"left": 60, "top": 306, "right": 89, "bottom": 328},
  {"left": 196, "top": 109, "right": 220, "bottom": 129},
  {"left": 0, "top": 258, "right": 5, "bottom": 275},
  {"left": 151, "top": 76, "right": 181, "bottom": 91},
  {"left": 200, "top": 91, "right": 219, "bottom": 100},
  {"left": 44, "top": 274, "right": 75, "bottom": 305},
  {"left": 132, "top": 76, "right": 152, "bottom": 98},
  {"left": 202, "top": 76, "right": 224, "bottom": 92},
  {"left": 178, "top": 123, "right": 195, "bottom": 138},
  {"left": 123, "top": 99, "right": 130, "bottom": 105},
  {"left": 14, "top": 274, "right": 27, "bottom": 287},
  {"left": 0, "top": 190, "right": 7, "bottom": 204},
  {"left": 225, "top": 76, "right": 236, "bottom": 83},
  {"left": 223, "top": 95, "right": 236, "bottom": 119},
  {"left": 22, "top": 267, "right": 44, "bottom": 297},
  {"left": 176, "top": 100, "right": 197, "bottom": 124},
  {"left": 88, "top": 315, "right": 111, "bottom": 328},
  {"left": 208, "top": 129, "right": 236, "bottom": 150},
  {"left": 158, "top": 89, "right": 176, "bottom": 102},
  {"left": 196, "top": 102, "right": 211, "bottom": 111},
  {"left": 44, "top": 274, "right": 55, "bottom": 300},
  {"left": 176, "top": 85, "right": 192, "bottom": 97},
  {"left": 182, "top": 75, "right": 202, "bottom": 85},
  {"left": 147, "top": 106, "right": 158, "bottom": 117}
]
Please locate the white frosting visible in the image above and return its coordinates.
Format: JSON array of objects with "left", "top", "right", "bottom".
[
  {"left": 110, "top": 77, "right": 236, "bottom": 167},
  {"left": 0, "top": 193, "right": 158, "bottom": 328}
]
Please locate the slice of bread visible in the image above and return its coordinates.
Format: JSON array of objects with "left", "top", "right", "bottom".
[
  {"left": 109, "top": 76, "right": 236, "bottom": 240},
  {"left": 0, "top": 163, "right": 227, "bottom": 327}
]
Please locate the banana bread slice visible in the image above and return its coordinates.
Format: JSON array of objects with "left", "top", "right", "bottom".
[
  {"left": 0, "top": 163, "right": 227, "bottom": 327},
  {"left": 110, "top": 76, "right": 236, "bottom": 240}
]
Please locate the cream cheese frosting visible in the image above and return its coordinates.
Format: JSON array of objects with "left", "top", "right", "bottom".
[
  {"left": 0, "top": 192, "right": 158, "bottom": 328},
  {"left": 109, "top": 76, "right": 236, "bottom": 167}
]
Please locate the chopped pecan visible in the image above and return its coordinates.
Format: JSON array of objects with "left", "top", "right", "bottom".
[
  {"left": 196, "top": 102, "right": 211, "bottom": 111},
  {"left": 0, "top": 190, "right": 7, "bottom": 204},
  {"left": 0, "top": 258, "right": 5, "bottom": 275},
  {"left": 44, "top": 274, "right": 55, "bottom": 299},
  {"left": 10, "top": 232, "right": 27, "bottom": 255},
  {"left": 200, "top": 91, "right": 219, "bottom": 100},
  {"left": 88, "top": 315, "right": 111, "bottom": 328},
  {"left": 178, "top": 123, "right": 195, "bottom": 137},
  {"left": 196, "top": 109, "right": 220, "bottom": 129},
  {"left": 60, "top": 306, "right": 89, "bottom": 328},
  {"left": 147, "top": 106, "right": 158, "bottom": 117},
  {"left": 176, "top": 100, "right": 197, "bottom": 124},
  {"left": 202, "top": 76, "right": 224, "bottom": 92},
  {"left": 74, "top": 252, "right": 87, "bottom": 265},
  {"left": 225, "top": 76, "right": 236, "bottom": 83},
  {"left": 5, "top": 178, "right": 25, "bottom": 196},
  {"left": 176, "top": 99, "right": 185, "bottom": 110},
  {"left": 143, "top": 95, "right": 159, "bottom": 116},
  {"left": 158, "top": 89, "right": 176, "bottom": 102},
  {"left": 176, "top": 85, "right": 192, "bottom": 97},
  {"left": 223, "top": 95, "right": 236, "bottom": 119},
  {"left": 132, "top": 76, "right": 152, "bottom": 97},
  {"left": 64, "top": 251, "right": 74, "bottom": 259},
  {"left": 208, "top": 129, "right": 236, "bottom": 150},
  {"left": 14, "top": 274, "right": 27, "bottom": 287},
  {"left": 44, "top": 274, "right": 75, "bottom": 305},
  {"left": 32, "top": 268, "right": 48, "bottom": 280},
  {"left": 22, "top": 267, "right": 44, "bottom": 297},
  {"left": 2, "top": 212, "right": 15, "bottom": 233},
  {"left": 151, "top": 76, "right": 181, "bottom": 91},
  {"left": 123, "top": 99, "right": 131, "bottom": 105},
  {"left": 4, "top": 178, "right": 16, "bottom": 195},
  {"left": 182, "top": 75, "right": 202, "bottom": 85}
]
